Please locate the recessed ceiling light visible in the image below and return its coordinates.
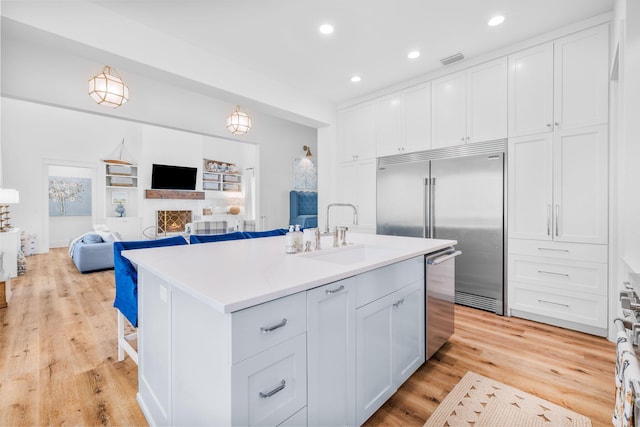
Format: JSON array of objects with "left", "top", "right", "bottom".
[
  {"left": 408, "top": 50, "right": 421, "bottom": 59},
  {"left": 488, "top": 15, "right": 505, "bottom": 27},
  {"left": 350, "top": 75, "right": 361, "bottom": 83},
  {"left": 319, "top": 24, "right": 334, "bottom": 35}
]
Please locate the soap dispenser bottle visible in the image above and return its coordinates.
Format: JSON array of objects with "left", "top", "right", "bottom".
[
  {"left": 294, "top": 224, "right": 303, "bottom": 252},
  {"left": 285, "top": 225, "right": 296, "bottom": 254}
]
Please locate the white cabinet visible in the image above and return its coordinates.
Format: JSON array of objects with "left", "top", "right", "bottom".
[
  {"left": 0, "top": 229, "right": 20, "bottom": 278},
  {"left": 355, "top": 280, "right": 424, "bottom": 425},
  {"left": 508, "top": 239, "right": 608, "bottom": 336},
  {"left": 307, "top": 278, "right": 356, "bottom": 427},
  {"left": 508, "top": 124, "right": 608, "bottom": 244},
  {"left": 337, "top": 159, "right": 376, "bottom": 232},
  {"left": 432, "top": 57, "right": 507, "bottom": 148},
  {"left": 377, "top": 83, "right": 432, "bottom": 157},
  {"left": 338, "top": 102, "right": 376, "bottom": 163},
  {"left": 105, "top": 217, "right": 142, "bottom": 240},
  {"left": 508, "top": 24, "right": 609, "bottom": 137}
]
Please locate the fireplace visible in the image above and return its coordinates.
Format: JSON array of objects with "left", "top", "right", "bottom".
[{"left": 157, "top": 210, "right": 192, "bottom": 235}]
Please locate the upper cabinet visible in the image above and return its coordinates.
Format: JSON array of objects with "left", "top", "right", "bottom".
[
  {"left": 376, "top": 83, "right": 432, "bottom": 157},
  {"left": 338, "top": 102, "right": 377, "bottom": 163},
  {"left": 508, "top": 24, "right": 609, "bottom": 138},
  {"left": 432, "top": 57, "right": 508, "bottom": 148}
]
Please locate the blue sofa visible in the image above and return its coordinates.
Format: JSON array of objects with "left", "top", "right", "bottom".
[{"left": 289, "top": 190, "right": 318, "bottom": 228}]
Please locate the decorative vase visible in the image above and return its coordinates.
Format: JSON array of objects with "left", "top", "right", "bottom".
[{"left": 115, "top": 203, "right": 126, "bottom": 217}]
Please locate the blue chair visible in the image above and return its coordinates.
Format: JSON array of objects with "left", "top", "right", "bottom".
[
  {"left": 289, "top": 190, "right": 318, "bottom": 228},
  {"left": 190, "top": 231, "right": 246, "bottom": 244},
  {"left": 113, "top": 235, "right": 188, "bottom": 363},
  {"left": 243, "top": 229, "right": 288, "bottom": 238}
]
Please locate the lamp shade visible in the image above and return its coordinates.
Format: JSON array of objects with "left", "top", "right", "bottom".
[
  {"left": 0, "top": 189, "right": 19, "bottom": 204},
  {"left": 88, "top": 66, "right": 129, "bottom": 108},
  {"left": 226, "top": 106, "right": 252, "bottom": 135}
]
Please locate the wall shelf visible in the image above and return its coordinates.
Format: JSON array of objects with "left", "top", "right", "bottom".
[{"left": 145, "top": 189, "right": 205, "bottom": 200}]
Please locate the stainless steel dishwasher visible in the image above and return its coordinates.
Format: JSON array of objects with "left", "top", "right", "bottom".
[{"left": 425, "top": 247, "right": 461, "bottom": 360}]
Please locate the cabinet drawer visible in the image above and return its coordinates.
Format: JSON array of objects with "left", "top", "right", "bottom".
[
  {"left": 356, "top": 256, "right": 423, "bottom": 308},
  {"left": 231, "top": 292, "right": 306, "bottom": 364},
  {"left": 510, "top": 283, "right": 607, "bottom": 328},
  {"left": 508, "top": 254, "right": 607, "bottom": 295},
  {"left": 508, "top": 238, "right": 607, "bottom": 263},
  {"left": 232, "top": 333, "right": 307, "bottom": 427}
]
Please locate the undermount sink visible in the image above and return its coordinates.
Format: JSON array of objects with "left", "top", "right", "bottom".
[{"left": 299, "top": 244, "right": 402, "bottom": 265}]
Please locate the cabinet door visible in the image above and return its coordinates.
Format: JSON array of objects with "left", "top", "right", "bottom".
[
  {"left": 554, "top": 25, "right": 609, "bottom": 131},
  {"left": 553, "top": 124, "right": 608, "bottom": 244},
  {"left": 466, "top": 57, "right": 508, "bottom": 143},
  {"left": 431, "top": 71, "right": 466, "bottom": 148},
  {"left": 508, "top": 133, "right": 553, "bottom": 240},
  {"left": 232, "top": 333, "right": 307, "bottom": 427},
  {"left": 356, "top": 293, "right": 394, "bottom": 426},
  {"left": 355, "top": 158, "right": 377, "bottom": 232},
  {"left": 508, "top": 43, "right": 554, "bottom": 137},
  {"left": 356, "top": 102, "right": 377, "bottom": 161},
  {"left": 403, "top": 83, "right": 432, "bottom": 153},
  {"left": 307, "top": 278, "right": 356, "bottom": 427},
  {"left": 391, "top": 281, "right": 425, "bottom": 385},
  {"left": 337, "top": 162, "right": 356, "bottom": 228},
  {"left": 376, "top": 94, "right": 404, "bottom": 157},
  {"left": 338, "top": 107, "right": 359, "bottom": 163}
]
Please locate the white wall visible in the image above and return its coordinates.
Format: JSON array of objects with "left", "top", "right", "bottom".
[{"left": 1, "top": 97, "right": 316, "bottom": 252}]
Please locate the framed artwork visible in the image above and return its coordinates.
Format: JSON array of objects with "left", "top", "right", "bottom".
[
  {"left": 48, "top": 176, "right": 92, "bottom": 216},
  {"left": 112, "top": 191, "right": 128, "bottom": 205},
  {"left": 293, "top": 157, "right": 317, "bottom": 190}
]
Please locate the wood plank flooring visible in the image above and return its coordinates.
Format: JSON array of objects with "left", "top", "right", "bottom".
[{"left": 0, "top": 248, "right": 616, "bottom": 426}]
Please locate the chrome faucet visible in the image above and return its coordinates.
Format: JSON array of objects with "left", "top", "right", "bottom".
[{"left": 325, "top": 203, "right": 358, "bottom": 234}]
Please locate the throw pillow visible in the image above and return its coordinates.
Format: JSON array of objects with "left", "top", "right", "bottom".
[{"left": 82, "top": 233, "right": 103, "bottom": 244}]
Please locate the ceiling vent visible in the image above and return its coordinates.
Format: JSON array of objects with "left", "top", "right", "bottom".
[{"left": 440, "top": 52, "right": 465, "bottom": 66}]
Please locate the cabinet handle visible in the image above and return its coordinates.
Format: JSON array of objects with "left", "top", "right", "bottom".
[
  {"left": 325, "top": 285, "right": 345, "bottom": 295},
  {"left": 259, "top": 379, "right": 286, "bottom": 398},
  {"left": 260, "top": 318, "right": 287, "bottom": 334},
  {"left": 393, "top": 298, "right": 405, "bottom": 308},
  {"left": 555, "top": 205, "right": 560, "bottom": 237},
  {"left": 554, "top": 122, "right": 560, "bottom": 127},
  {"left": 538, "top": 299, "right": 569, "bottom": 308},
  {"left": 546, "top": 205, "right": 551, "bottom": 236},
  {"left": 460, "top": 137, "right": 465, "bottom": 142},
  {"left": 537, "top": 270, "right": 569, "bottom": 277},
  {"left": 537, "top": 247, "right": 569, "bottom": 253},
  {"left": 546, "top": 123, "right": 552, "bottom": 128}
]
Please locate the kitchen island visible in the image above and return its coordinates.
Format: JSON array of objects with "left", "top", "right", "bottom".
[{"left": 124, "top": 233, "right": 456, "bottom": 426}]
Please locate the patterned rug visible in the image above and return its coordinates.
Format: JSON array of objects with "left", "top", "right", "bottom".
[{"left": 424, "top": 371, "right": 592, "bottom": 427}]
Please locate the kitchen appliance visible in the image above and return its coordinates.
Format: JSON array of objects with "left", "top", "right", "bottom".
[
  {"left": 377, "top": 141, "right": 505, "bottom": 314},
  {"left": 425, "top": 247, "right": 461, "bottom": 359}
]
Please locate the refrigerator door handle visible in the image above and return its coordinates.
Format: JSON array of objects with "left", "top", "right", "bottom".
[
  {"left": 424, "top": 177, "right": 430, "bottom": 238},
  {"left": 429, "top": 177, "right": 435, "bottom": 238}
]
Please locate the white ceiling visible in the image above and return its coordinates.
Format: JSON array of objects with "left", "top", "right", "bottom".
[{"left": 91, "top": 0, "right": 614, "bottom": 105}]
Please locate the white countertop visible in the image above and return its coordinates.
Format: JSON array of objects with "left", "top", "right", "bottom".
[{"left": 123, "top": 233, "right": 456, "bottom": 313}]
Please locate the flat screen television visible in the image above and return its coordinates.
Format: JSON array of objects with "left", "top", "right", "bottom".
[{"left": 151, "top": 163, "right": 197, "bottom": 191}]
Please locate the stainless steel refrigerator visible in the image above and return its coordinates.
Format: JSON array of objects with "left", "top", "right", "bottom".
[{"left": 377, "top": 143, "right": 505, "bottom": 315}]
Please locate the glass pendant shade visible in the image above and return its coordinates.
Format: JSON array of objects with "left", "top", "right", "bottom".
[
  {"left": 88, "top": 66, "right": 129, "bottom": 108},
  {"left": 226, "top": 106, "right": 252, "bottom": 135}
]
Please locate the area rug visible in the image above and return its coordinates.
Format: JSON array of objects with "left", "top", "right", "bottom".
[{"left": 424, "top": 371, "right": 591, "bottom": 427}]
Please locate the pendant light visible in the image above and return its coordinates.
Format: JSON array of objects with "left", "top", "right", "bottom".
[
  {"left": 226, "top": 106, "right": 252, "bottom": 135},
  {"left": 88, "top": 66, "right": 129, "bottom": 108}
]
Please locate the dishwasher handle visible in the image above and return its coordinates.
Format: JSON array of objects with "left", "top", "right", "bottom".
[{"left": 426, "top": 250, "right": 462, "bottom": 265}]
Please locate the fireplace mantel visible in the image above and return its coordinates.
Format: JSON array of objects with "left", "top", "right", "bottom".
[{"left": 145, "top": 189, "right": 205, "bottom": 200}]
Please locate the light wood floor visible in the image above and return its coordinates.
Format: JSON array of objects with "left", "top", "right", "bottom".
[{"left": 1, "top": 248, "right": 615, "bottom": 426}]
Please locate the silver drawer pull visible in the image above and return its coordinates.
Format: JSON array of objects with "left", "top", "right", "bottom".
[
  {"left": 259, "top": 379, "right": 286, "bottom": 398},
  {"left": 537, "top": 247, "right": 569, "bottom": 253},
  {"left": 393, "top": 298, "right": 405, "bottom": 308},
  {"left": 260, "top": 318, "right": 287, "bottom": 334},
  {"left": 537, "top": 270, "right": 569, "bottom": 277},
  {"left": 538, "top": 299, "right": 569, "bottom": 308},
  {"left": 326, "top": 285, "right": 345, "bottom": 295}
]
